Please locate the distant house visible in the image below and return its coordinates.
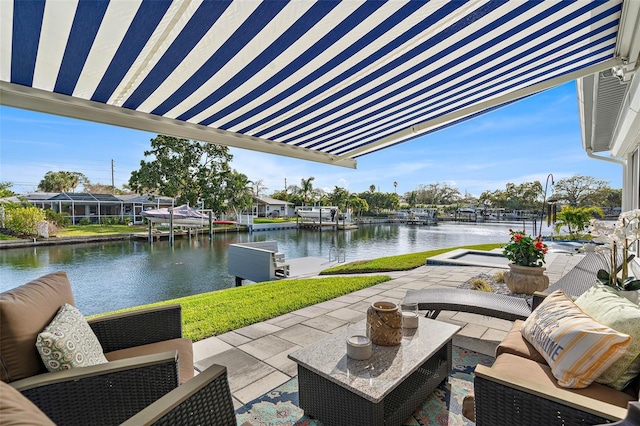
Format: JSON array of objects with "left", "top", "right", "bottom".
[
  {"left": 252, "top": 196, "right": 294, "bottom": 218},
  {"left": 3, "top": 192, "right": 176, "bottom": 225}
]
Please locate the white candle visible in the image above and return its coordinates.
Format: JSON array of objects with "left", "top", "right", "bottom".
[
  {"left": 348, "top": 335, "right": 370, "bottom": 346},
  {"left": 347, "top": 334, "right": 372, "bottom": 360},
  {"left": 402, "top": 311, "right": 419, "bottom": 329}
]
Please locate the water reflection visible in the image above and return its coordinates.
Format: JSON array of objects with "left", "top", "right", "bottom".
[{"left": 1, "top": 222, "right": 551, "bottom": 315}]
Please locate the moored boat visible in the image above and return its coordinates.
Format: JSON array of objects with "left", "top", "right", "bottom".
[
  {"left": 295, "top": 206, "right": 339, "bottom": 221},
  {"left": 141, "top": 204, "right": 236, "bottom": 226}
]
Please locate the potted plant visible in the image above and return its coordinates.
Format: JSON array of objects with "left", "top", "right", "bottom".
[
  {"left": 502, "top": 229, "right": 550, "bottom": 294},
  {"left": 590, "top": 209, "right": 640, "bottom": 302}
]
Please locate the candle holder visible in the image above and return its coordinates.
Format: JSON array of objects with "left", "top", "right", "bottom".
[
  {"left": 401, "top": 302, "right": 419, "bottom": 329},
  {"left": 346, "top": 322, "right": 372, "bottom": 360}
]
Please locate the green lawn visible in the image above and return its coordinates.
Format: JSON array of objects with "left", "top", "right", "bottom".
[
  {"left": 57, "top": 223, "right": 240, "bottom": 237},
  {"left": 253, "top": 218, "right": 298, "bottom": 224},
  {"left": 0, "top": 234, "right": 18, "bottom": 241},
  {"left": 319, "top": 243, "right": 506, "bottom": 274},
  {"left": 91, "top": 275, "right": 391, "bottom": 342},
  {"left": 58, "top": 224, "right": 147, "bottom": 236}
]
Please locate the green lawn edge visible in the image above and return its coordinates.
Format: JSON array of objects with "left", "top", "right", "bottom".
[
  {"left": 319, "top": 243, "right": 506, "bottom": 274},
  {"left": 90, "top": 275, "right": 391, "bottom": 342}
]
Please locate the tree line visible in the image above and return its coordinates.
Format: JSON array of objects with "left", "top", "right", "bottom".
[{"left": 2, "top": 136, "right": 622, "bottom": 220}]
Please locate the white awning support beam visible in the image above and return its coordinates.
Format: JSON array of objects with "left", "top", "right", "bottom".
[{"left": 0, "top": 82, "right": 358, "bottom": 169}]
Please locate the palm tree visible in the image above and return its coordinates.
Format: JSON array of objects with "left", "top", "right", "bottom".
[
  {"left": 226, "top": 171, "right": 254, "bottom": 218},
  {"left": 369, "top": 184, "right": 376, "bottom": 193},
  {"left": 300, "top": 177, "right": 315, "bottom": 206},
  {"left": 393, "top": 181, "right": 398, "bottom": 194},
  {"left": 251, "top": 179, "right": 267, "bottom": 197}
]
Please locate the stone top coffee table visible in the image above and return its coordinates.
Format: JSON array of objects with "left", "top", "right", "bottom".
[{"left": 288, "top": 317, "right": 460, "bottom": 426}]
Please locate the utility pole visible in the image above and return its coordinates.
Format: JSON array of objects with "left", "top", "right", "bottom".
[{"left": 111, "top": 159, "right": 115, "bottom": 193}]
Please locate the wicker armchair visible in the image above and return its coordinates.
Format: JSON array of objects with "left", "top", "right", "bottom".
[
  {"left": 6, "top": 358, "right": 236, "bottom": 425},
  {"left": 0, "top": 272, "right": 236, "bottom": 425}
]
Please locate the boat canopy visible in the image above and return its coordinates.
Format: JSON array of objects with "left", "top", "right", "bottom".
[
  {"left": 141, "top": 204, "right": 208, "bottom": 220},
  {"left": 0, "top": 1, "right": 626, "bottom": 168}
]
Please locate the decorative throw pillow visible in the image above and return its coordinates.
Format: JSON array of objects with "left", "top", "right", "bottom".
[
  {"left": 520, "top": 290, "right": 631, "bottom": 389},
  {"left": 36, "top": 304, "right": 108, "bottom": 371},
  {"left": 575, "top": 284, "right": 640, "bottom": 390}
]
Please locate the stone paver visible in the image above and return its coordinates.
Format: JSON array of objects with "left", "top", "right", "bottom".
[
  {"left": 234, "top": 370, "right": 291, "bottom": 405},
  {"left": 234, "top": 322, "right": 283, "bottom": 339},
  {"left": 456, "top": 323, "right": 488, "bottom": 339},
  {"left": 376, "top": 289, "right": 408, "bottom": 299},
  {"left": 196, "top": 348, "right": 275, "bottom": 392},
  {"left": 290, "top": 305, "right": 330, "bottom": 318},
  {"left": 217, "top": 331, "right": 252, "bottom": 347},
  {"left": 482, "top": 328, "right": 510, "bottom": 344},
  {"left": 313, "top": 300, "right": 351, "bottom": 310},
  {"left": 263, "top": 346, "right": 303, "bottom": 377},
  {"left": 350, "top": 288, "right": 386, "bottom": 297},
  {"left": 265, "top": 313, "right": 307, "bottom": 328},
  {"left": 325, "top": 307, "right": 367, "bottom": 322},
  {"left": 332, "top": 294, "right": 366, "bottom": 304},
  {"left": 301, "top": 315, "right": 348, "bottom": 332},
  {"left": 238, "top": 335, "right": 297, "bottom": 360},
  {"left": 192, "top": 336, "right": 233, "bottom": 360},
  {"left": 273, "top": 324, "right": 331, "bottom": 346},
  {"left": 451, "top": 312, "right": 514, "bottom": 332},
  {"left": 350, "top": 300, "right": 374, "bottom": 313}
]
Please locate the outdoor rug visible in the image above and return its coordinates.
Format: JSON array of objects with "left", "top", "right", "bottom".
[{"left": 236, "top": 346, "right": 494, "bottom": 426}]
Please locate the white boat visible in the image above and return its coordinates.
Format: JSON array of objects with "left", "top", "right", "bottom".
[
  {"left": 295, "top": 206, "right": 338, "bottom": 221},
  {"left": 407, "top": 208, "right": 438, "bottom": 224},
  {"left": 457, "top": 208, "right": 477, "bottom": 215},
  {"left": 409, "top": 208, "right": 438, "bottom": 220},
  {"left": 141, "top": 205, "right": 225, "bottom": 226}
]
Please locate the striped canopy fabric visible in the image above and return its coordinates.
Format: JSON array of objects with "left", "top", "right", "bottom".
[{"left": 0, "top": 0, "right": 623, "bottom": 168}]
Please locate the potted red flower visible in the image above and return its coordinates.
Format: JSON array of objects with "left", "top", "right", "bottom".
[{"left": 503, "top": 229, "right": 549, "bottom": 294}]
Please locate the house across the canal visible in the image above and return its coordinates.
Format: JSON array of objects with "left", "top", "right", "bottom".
[{"left": 3, "top": 192, "right": 176, "bottom": 225}]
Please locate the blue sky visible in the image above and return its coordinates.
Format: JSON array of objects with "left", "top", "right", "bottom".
[{"left": 0, "top": 81, "right": 622, "bottom": 198}]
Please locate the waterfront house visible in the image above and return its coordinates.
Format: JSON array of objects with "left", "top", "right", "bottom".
[
  {"left": 2, "top": 192, "right": 176, "bottom": 225},
  {"left": 252, "top": 196, "right": 295, "bottom": 218}
]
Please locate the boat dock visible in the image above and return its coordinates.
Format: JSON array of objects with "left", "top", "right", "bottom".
[{"left": 132, "top": 226, "right": 243, "bottom": 241}]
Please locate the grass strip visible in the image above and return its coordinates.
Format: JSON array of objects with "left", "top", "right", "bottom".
[
  {"left": 59, "top": 224, "right": 148, "bottom": 236},
  {"left": 253, "top": 218, "right": 297, "bottom": 224},
  {"left": 58, "top": 223, "right": 238, "bottom": 236},
  {"left": 91, "top": 275, "right": 391, "bottom": 342},
  {"left": 319, "top": 243, "right": 505, "bottom": 274}
]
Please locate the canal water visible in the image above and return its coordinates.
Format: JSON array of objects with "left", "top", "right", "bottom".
[{"left": 1, "top": 221, "right": 552, "bottom": 315}]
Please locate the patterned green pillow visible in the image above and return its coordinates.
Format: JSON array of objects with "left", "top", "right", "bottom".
[
  {"left": 575, "top": 284, "right": 640, "bottom": 390},
  {"left": 36, "top": 304, "right": 108, "bottom": 371}
]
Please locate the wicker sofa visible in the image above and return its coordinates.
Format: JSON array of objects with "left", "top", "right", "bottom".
[
  {"left": 472, "top": 319, "right": 639, "bottom": 425},
  {"left": 0, "top": 271, "right": 236, "bottom": 425}
]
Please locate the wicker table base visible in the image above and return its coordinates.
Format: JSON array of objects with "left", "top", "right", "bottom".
[{"left": 289, "top": 318, "right": 460, "bottom": 426}]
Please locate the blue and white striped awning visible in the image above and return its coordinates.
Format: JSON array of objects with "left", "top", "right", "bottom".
[{"left": 0, "top": 0, "right": 624, "bottom": 168}]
